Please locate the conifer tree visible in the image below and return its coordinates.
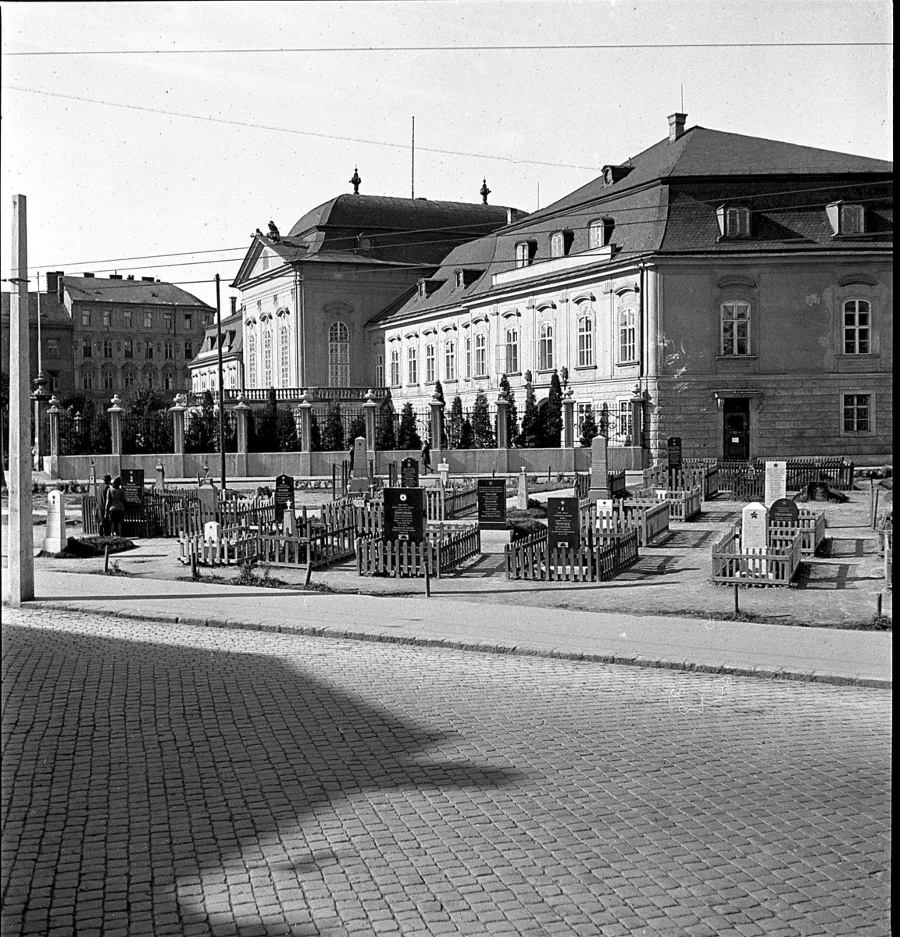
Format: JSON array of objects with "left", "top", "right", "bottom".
[
  {"left": 397, "top": 402, "right": 422, "bottom": 450},
  {"left": 347, "top": 413, "right": 366, "bottom": 446},
  {"left": 544, "top": 370, "right": 563, "bottom": 448},
  {"left": 322, "top": 400, "right": 345, "bottom": 452},
  {"left": 276, "top": 409, "right": 301, "bottom": 451},
  {"left": 518, "top": 380, "right": 540, "bottom": 448},
  {"left": 458, "top": 417, "right": 474, "bottom": 449},
  {"left": 433, "top": 380, "right": 448, "bottom": 448},
  {"left": 579, "top": 406, "right": 599, "bottom": 448},
  {"left": 599, "top": 403, "right": 611, "bottom": 438},
  {"left": 375, "top": 389, "right": 396, "bottom": 450},
  {"left": 309, "top": 411, "right": 323, "bottom": 451},
  {"left": 471, "top": 391, "right": 495, "bottom": 449},
  {"left": 446, "top": 395, "right": 464, "bottom": 449},
  {"left": 498, "top": 373, "right": 519, "bottom": 446}
]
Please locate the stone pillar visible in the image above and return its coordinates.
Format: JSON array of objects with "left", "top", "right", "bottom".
[
  {"left": 429, "top": 392, "right": 445, "bottom": 451},
  {"left": 170, "top": 393, "right": 187, "bottom": 456},
  {"left": 562, "top": 388, "right": 576, "bottom": 448},
  {"left": 47, "top": 395, "right": 62, "bottom": 458},
  {"left": 107, "top": 394, "right": 125, "bottom": 461},
  {"left": 496, "top": 392, "right": 509, "bottom": 450},
  {"left": 630, "top": 384, "right": 644, "bottom": 449},
  {"left": 233, "top": 395, "right": 251, "bottom": 453},
  {"left": 31, "top": 373, "right": 50, "bottom": 471},
  {"left": 588, "top": 433, "right": 610, "bottom": 501},
  {"left": 297, "top": 392, "right": 313, "bottom": 453},
  {"left": 363, "top": 389, "right": 378, "bottom": 451}
]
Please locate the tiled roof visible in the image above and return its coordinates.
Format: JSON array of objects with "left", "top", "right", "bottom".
[
  {"left": 0, "top": 291, "right": 72, "bottom": 327},
  {"left": 61, "top": 276, "right": 213, "bottom": 307},
  {"left": 190, "top": 311, "right": 243, "bottom": 366}
]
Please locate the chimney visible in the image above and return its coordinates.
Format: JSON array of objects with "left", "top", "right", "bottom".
[
  {"left": 668, "top": 113, "right": 687, "bottom": 142},
  {"left": 126, "top": 275, "right": 135, "bottom": 280},
  {"left": 506, "top": 208, "right": 514, "bottom": 225},
  {"left": 141, "top": 276, "right": 155, "bottom": 282},
  {"left": 230, "top": 297, "right": 237, "bottom": 315},
  {"left": 82, "top": 272, "right": 95, "bottom": 278},
  {"left": 46, "top": 271, "right": 62, "bottom": 294},
  {"left": 109, "top": 274, "right": 123, "bottom": 280}
]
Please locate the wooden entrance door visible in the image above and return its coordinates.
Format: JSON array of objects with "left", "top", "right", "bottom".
[{"left": 723, "top": 398, "right": 750, "bottom": 460}]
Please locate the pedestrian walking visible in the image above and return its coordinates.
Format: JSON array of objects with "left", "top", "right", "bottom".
[
  {"left": 421, "top": 440, "right": 432, "bottom": 474},
  {"left": 98, "top": 474, "right": 112, "bottom": 535},
  {"left": 105, "top": 477, "right": 126, "bottom": 537}
]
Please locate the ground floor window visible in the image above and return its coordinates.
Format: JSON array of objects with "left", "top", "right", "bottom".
[{"left": 842, "top": 393, "right": 871, "bottom": 433}]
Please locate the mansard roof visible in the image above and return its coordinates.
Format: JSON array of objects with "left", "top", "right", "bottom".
[{"left": 60, "top": 276, "right": 213, "bottom": 308}]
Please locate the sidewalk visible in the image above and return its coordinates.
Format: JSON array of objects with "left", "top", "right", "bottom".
[{"left": 7, "top": 568, "right": 892, "bottom": 688}]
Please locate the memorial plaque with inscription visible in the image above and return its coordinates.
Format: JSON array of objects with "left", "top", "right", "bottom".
[
  {"left": 274, "top": 474, "right": 295, "bottom": 522},
  {"left": 477, "top": 479, "right": 507, "bottom": 530},
  {"left": 384, "top": 488, "right": 425, "bottom": 543},
  {"left": 400, "top": 457, "right": 420, "bottom": 488},
  {"left": 667, "top": 436, "right": 683, "bottom": 470},
  {"left": 769, "top": 497, "right": 800, "bottom": 527},
  {"left": 765, "top": 460, "right": 787, "bottom": 505},
  {"left": 120, "top": 468, "right": 145, "bottom": 506},
  {"left": 547, "top": 496, "right": 580, "bottom": 552}
]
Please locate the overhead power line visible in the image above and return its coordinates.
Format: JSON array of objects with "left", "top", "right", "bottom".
[
  {"left": 6, "top": 40, "right": 892, "bottom": 56},
  {"left": 7, "top": 86, "right": 599, "bottom": 171}
]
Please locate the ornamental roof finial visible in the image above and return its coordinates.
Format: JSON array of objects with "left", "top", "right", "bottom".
[
  {"left": 480, "top": 179, "right": 491, "bottom": 205},
  {"left": 350, "top": 167, "right": 362, "bottom": 195}
]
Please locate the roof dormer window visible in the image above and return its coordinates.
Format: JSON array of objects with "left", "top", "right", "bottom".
[
  {"left": 827, "top": 201, "right": 865, "bottom": 236},
  {"left": 515, "top": 240, "right": 537, "bottom": 268},
  {"left": 717, "top": 204, "right": 751, "bottom": 239},
  {"left": 418, "top": 279, "right": 428, "bottom": 299},
  {"left": 550, "top": 230, "right": 574, "bottom": 258}
]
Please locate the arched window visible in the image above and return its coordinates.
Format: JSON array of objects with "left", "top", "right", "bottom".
[
  {"left": 247, "top": 333, "right": 257, "bottom": 388},
  {"left": 618, "top": 307, "right": 637, "bottom": 362},
  {"left": 720, "top": 301, "right": 751, "bottom": 356},
  {"left": 843, "top": 300, "right": 871, "bottom": 354},
  {"left": 577, "top": 315, "right": 594, "bottom": 367},
  {"left": 390, "top": 348, "right": 400, "bottom": 386},
  {"left": 464, "top": 335, "right": 472, "bottom": 379},
  {"left": 720, "top": 205, "right": 751, "bottom": 238},
  {"left": 425, "top": 343, "right": 436, "bottom": 383},
  {"left": 375, "top": 354, "right": 384, "bottom": 387},
  {"left": 164, "top": 370, "right": 175, "bottom": 391},
  {"left": 407, "top": 346, "right": 418, "bottom": 385},
  {"left": 102, "top": 368, "right": 115, "bottom": 391},
  {"left": 539, "top": 323, "right": 554, "bottom": 371},
  {"left": 328, "top": 321, "right": 350, "bottom": 387},
  {"left": 279, "top": 324, "right": 291, "bottom": 385},
  {"left": 474, "top": 333, "right": 487, "bottom": 377},
  {"left": 262, "top": 327, "right": 273, "bottom": 386},
  {"left": 505, "top": 327, "right": 519, "bottom": 373},
  {"left": 444, "top": 339, "right": 456, "bottom": 381}
]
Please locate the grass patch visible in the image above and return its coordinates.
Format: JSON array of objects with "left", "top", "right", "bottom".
[{"left": 39, "top": 536, "right": 135, "bottom": 559}]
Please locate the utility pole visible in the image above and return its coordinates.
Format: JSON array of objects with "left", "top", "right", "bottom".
[
  {"left": 215, "top": 274, "right": 227, "bottom": 492},
  {"left": 8, "top": 195, "right": 34, "bottom": 604},
  {"left": 411, "top": 116, "right": 415, "bottom": 199}
]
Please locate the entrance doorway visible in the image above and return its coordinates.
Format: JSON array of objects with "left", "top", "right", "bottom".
[{"left": 723, "top": 398, "right": 750, "bottom": 460}]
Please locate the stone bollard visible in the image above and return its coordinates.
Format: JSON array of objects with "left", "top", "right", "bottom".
[
  {"left": 43, "top": 489, "right": 67, "bottom": 554},
  {"left": 107, "top": 394, "right": 125, "bottom": 461}
]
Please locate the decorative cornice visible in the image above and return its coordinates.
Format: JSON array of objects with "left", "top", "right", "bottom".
[{"left": 838, "top": 273, "right": 877, "bottom": 287}]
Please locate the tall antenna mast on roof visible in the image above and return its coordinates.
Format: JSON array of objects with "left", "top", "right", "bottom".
[
  {"left": 681, "top": 84, "right": 684, "bottom": 112},
  {"left": 411, "top": 116, "right": 415, "bottom": 199}
]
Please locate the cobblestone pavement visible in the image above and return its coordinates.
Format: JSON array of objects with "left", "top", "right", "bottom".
[{"left": 2, "top": 607, "right": 890, "bottom": 937}]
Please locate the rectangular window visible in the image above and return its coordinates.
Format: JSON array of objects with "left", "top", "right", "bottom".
[
  {"left": 577, "top": 403, "right": 593, "bottom": 433},
  {"left": 721, "top": 301, "right": 751, "bottom": 356},
  {"left": 47, "top": 339, "right": 59, "bottom": 358},
  {"left": 81, "top": 372, "right": 93, "bottom": 390},
  {"left": 842, "top": 393, "right": 871, "bottom": 433},
  {"left": 843, "top": 300, "right": 871, "bottom": 354},
  {"left": 145, "top": 342, "right": 153, "bottom": 359},
  {"left": 577, "top": 317, "right": 594, "bottom": 367},
  {"left": 81, "top": 310, "right": 92, "bottom": 327},
  {"left": 474, "top": 335, "right": 487, "bottom": 377},
  {"left": 82, "top": 339, "right": 92, "bottom": 358},
  {"left": 425, "top": 344, "right": 435, "bottom": 383},
  {"left": 184, "top": 341, "right": 194, "bottom": 360},
  {"left": 48, "top": 371, "right": 59, "bottom": 392},
  {"left": 144, "top": 311, "right": 153, "bottom": 328},
  {"left": 505, "top": 331, "right": 519, "bottom": 373},
  {"left": 407, "top": 347, "right": 418, "bottom": 385},
  {"left": 123, "top": 311, "right": 133, "bottom": 329},
  {"left": 165, "top": 341, "right": 174, "bottom": 360},
  {"left": 124, "top": 340, "right": 133, "bottom": 359},
  {"left": 164, "top": 312, "right": 174, "bottom": 331},
  {"left": 617, "top": 401, "right": 633, "bottom": 442},
  {"left": 375, "top": 354, "right": 384, "bottom": 387},
  {"left": 444, "top": 341, "right": 456, "bottom": 381},
  {"left": 550, "top": 232, "right": 564, "bottom": 258},
  {"left": 184, "top": 313, "right": 193, "bottom": 330},
  {"left": 102, "top": 310, "right": 111, "bottom": 328},
  {"left": 124, "top": 371, "right": 135, "bottom": 389},
  {"left": 103, "top": 339, "right": 113, "bottom": 358},
  {"left": 390, "top": 349, "right": 400, "bottom": 386},
  {"left": 102, "top": 371, "right": 115, "bottom": 391},
  {"left": 840, "top": 204, "right": 864, "bottom": 234}
]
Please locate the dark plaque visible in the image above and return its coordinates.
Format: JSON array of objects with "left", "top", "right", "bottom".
[
  {"left": 274, "top": 474, "right": 295, "bottom": 522},
  {"left": 769, "top": 497, "right": 800, "bottom": 526},
  {"left": 666, "top": 436, "right": 683, "bottom": 470},
  {"left": 547, "top": 496, "right": 580, "bottom": 552},
  {"left": 120, "top": 468, "right": 145, "bottom": 507},
  {"left": 400, "top": 457, "right": 420, "bottom": 488},
  {"left": 477, "top": 479, "right": 507, "bottom": 530},
  {"left": 384, "top": 488, "right": 426, "bottom": 543}
]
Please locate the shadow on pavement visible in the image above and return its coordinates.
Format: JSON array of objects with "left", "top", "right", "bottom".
[{"left": 2, "top": 623, "right": 520, "bottom": 936}]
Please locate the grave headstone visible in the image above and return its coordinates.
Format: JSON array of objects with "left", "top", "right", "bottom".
[
  {"left": 383, "top": 488, "right": 426, "bottom": 543},
  {"left": 197, "top": 486, "right": 218, "bottom": 524},
  {"left": 764, "top": 461, "right": 787, "bottom": 506},
  {"left": 666, "top": 436, "right": 683, "bottom": 469},
  {"left": 547, "top": 496, "right": 580, "bottom": 552},
  {"left": 44, "top": 490, "right": 67, "bottom": 554},
  {"left": 400, "top": 457, "right": 420, "bottom": 488},
  {"left": 350, "top": 437, "right": 370, "bottom": 493},
  {"left": 203, "top": 521, "right": 222, "bottom": 545},
  {"left": 588, "top": 435, "right": 610, "bottom": 501},
  {"left": 517, "top": 468, "right": 529, "bottom": 510},
  {"left": 437, "top": 461, "right": 450, "bottom": 486},
  {"left": 120, "top": 468, "right": 145, "bottom": 507},
  {"left": 274, "top": 474, "right": 295, "bottom": 522},
  {"left": 742, "top": 501, "right": 769, "bottom": 577},
  {"left": 477, "top": 479, "right": 507, "bottom": 530},
  {"left": 769, "top": 497, "right": 800, "bottom": 527}
]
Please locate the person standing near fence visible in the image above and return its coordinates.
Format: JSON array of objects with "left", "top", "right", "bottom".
[
  {"left": 98, "top": 474, "right": 112, "bottom": 535},
  {"left": 421, "top": 440, "right": 432, "bottom": 474},
  {"left": 105, "top": 477, "right": 126, "bottom": 537}
]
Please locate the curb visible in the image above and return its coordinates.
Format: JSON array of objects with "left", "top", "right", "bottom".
[{"left": 25, "top": 600, "right": 892, "bottom": 690}]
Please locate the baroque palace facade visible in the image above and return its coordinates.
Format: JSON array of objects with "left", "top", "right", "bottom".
[{"left": 372, "top": 114, "right": 892, "bottom": 461}]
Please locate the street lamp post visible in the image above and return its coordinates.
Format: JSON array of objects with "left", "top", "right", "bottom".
[{"left": 215, "top": 274, "right": 227, "bottom": 492}]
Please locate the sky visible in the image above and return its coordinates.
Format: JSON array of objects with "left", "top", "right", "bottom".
[{"left": 1, "top": 0, "right": 893, "bottom": 309}]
